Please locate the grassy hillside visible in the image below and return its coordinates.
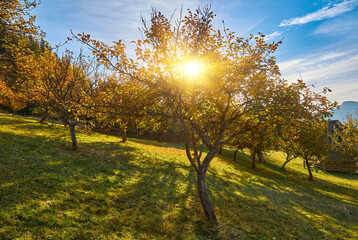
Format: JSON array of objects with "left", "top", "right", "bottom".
[{"left": 0, "top": 113, "right": 357, "bottom": 240}]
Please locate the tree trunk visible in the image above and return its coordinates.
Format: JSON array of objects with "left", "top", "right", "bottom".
[
  {"left": 121, "top": 129, "right": 128, "bottom": 142},
  {"left": 234, "top": 148, "right": 239, "bottom": 161},
  {"left": 197, "top": 169, "right": 217, "bottom": 224},
  {"left": 306, "top": 159, "right": 313, "bottom": 181},
  {"left": 257, "top": 150, "right": 266, "bottom": 163},
  {"left": 158, "top": 132, "right": 163, "bottom": 142},
  {"left": 219, "top": 144, "right": 222, "bottom": 155},
  {"left": 192, "top": 140, "right": 198, "bottom": 159},
  {"left": 39, "top": 114, "right": 47, "bottom": 123},
  {"left": 39, "top": 103, "right": 49, "bottom": 123},
  {"left": 39, "top": 110, "right": 48, "bottom": 123},
  {"left": 69, "top": 122, "right": 77, "bottom": 151},
  {"left": 281, "top": 160, "right": 289, "bottom": 170},
  {"left": 281, "top": 154, "right": 291, "bottom": 170},
  {"left": 185, "top": 140, "right": 218, "bottom": 224}
]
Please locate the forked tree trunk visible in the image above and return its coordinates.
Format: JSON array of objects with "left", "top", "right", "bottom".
[
  {"left": 185, "top": 137, "right": 218, "bottom": 224},
  {"left": 305, "top": 159, "right": 313, "bottom": 181},
  {"left": 69, "top": 122, "right": 77, "bottom": 151},
  {"left": 197, "top": 169, "right": 217, "bottom": 224},
  {"left": 195, "top": 148, "right": 218, "bottom": 224},
  {"left": 281, "top": 153, "right": 292, "bottom": 170}
]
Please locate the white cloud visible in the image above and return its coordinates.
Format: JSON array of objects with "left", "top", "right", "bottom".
[
  {"left": 313, "top": 15, "right": 358, "bottom": 35},
  {"left": 279, "top": 0, "right": 358, "bottom": 27},
  {"left": 278, "top": 49, "right": 358, "bottom": 103},
  {"left": 71, "top": 0, "right": 201, "bottom": 44},
  {"left": 35, "top": 0, "right": 204, "bottom": 58},
  {"left": 264, "top": 31, "right": 282, "bottom": 41},
  {"left": 299, "top": 54, "right": 358, "bottom": 81},
  {"left": 278, "top": 58, "right": 304, "bottom": 72},
  {"left": 317, "top": 51, "right": 352, "bottom": 61},
  {"left": 327, "top": 79, "right": 358, "bottom": 104},
  {"left": 238, "top": 12, "right": 276, "bottom": 36}
]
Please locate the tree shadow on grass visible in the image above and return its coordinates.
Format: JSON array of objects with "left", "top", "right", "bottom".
[
  {"left": 0, "top": 114, "right": 35, "bottom": 125},
  {"left": 324, "top": 171, "right": 358, "bottom": 180},
  {"left": 130, "top": 137, "right": 187, "bottom": 150},
  {"left": 0, "top": 130, "right": 137, "bottom": 238},
  {"left": 206, "top": 154, "right": 358, "bottom": 239},
  {"left": 0, "top": 128, "right": 213, "bottom": 239}
]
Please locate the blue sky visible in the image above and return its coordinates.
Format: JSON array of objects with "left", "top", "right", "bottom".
[{"left": 33, "top": 0, "right": 358, "bottom": 104}]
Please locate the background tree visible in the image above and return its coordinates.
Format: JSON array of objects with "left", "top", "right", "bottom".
[
  {"left": 0, "top": 0, "right": 43, "bottom": 112},
  {"left": 279, "top": 124, "right": 299, "bottom": 170},
  {"left": 86, "top": 72, "right": 155, "bottom": 142},
  {"left": 35, "top": 49, "right": 98, "bottom": 150},
  {"left": 0, "top": 0, "right": 40, "bottom": 37},
  {"left": 0, "top": 34, "right": 44, "bottom": 113},
  {"left": 231, "top": 118, "right": 280, "bottom": 168},
  {"left": 274, "top": 81, "right": 337, "bottom": 171},
  {"left": 293, "top": 121, "right": 331, "bottom": 181},
  {"left": 331, "top": 113, "right": 358, "bottom": 163}
]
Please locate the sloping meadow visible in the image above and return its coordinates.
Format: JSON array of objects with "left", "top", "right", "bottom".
[{"left": 0, "top": 114, "right": 357, "bottom": 239}]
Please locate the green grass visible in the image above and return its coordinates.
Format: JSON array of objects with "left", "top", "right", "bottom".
[{"left": 0, "top": 113, "right": 357, "bottom": 239}]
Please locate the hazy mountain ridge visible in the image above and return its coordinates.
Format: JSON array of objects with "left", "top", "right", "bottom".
[{"left": 331, "top": 101, "right": 358, "bottom": 122}]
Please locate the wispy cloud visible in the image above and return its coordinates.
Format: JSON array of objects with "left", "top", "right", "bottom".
[
  {"left": 278, "top": 58, "right": 304, "bottom": 72},
  {"left": 264, "top": 31, "right": 282, "bottom": 41},
  {"left": 313, "top": 14, "right": 358, "bottom": 35},
  {"left": 239, "top": 12, "right": 276, "bottom": 36},
  {"left": 35, "top": 0, "right": 203, "bottom": 57},
  {"left": 72, "top": 0, "right": 201, "bottom": 43},
  {"left": 278, "top": 48, "right": 358, "bottom": 103},
  {"left": 279, "top": 0, "right": 358, "bottom": 27}
]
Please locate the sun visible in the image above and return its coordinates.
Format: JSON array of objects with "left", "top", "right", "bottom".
[{"left": 183, "top": 61, "right": 202, "bottom": 77}]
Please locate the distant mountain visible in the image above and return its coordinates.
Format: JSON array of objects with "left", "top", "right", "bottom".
[{"left": 331, "top": 101, "right": 358, "bottom": 122}]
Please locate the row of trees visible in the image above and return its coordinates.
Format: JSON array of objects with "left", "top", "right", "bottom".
[
  {"left": 0, "top": 0, "right": 41, "bottom": 111},
  {"left": 0, "top": 1, "right": 103, "bottom": 150},
  {"left": 3, "top": 2, "right": 356, "bottom": 224}
]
